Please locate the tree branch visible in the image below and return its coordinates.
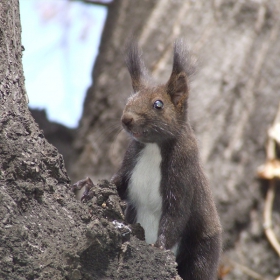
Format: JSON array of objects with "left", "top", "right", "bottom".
[
  {"left": 68, "top": 0, "right": 112, "bottom": 7},
  {"left": 260, "top": 102, "right": 280, "bottom": 257},
  {"left": 263, "top": 179, "right": 280, "bottom": 257}
]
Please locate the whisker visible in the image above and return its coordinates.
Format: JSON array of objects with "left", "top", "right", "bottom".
[{"left": 94, "top": 121, "right": 123, "bottom": 143}]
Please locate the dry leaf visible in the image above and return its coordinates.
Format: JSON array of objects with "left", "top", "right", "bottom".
[{"left": 257, "top": 159, "right": 280, "bottom": 179}]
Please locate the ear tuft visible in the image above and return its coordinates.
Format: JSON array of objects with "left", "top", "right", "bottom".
[
  {"left": 166, "top": 40, "right": 195, "bottom": 107},
  {"left": 172, "top": 39, "right": 195, "bottom": 77},
  {"left": 125, "top": 41, "right": 147, "bottom": 92}
]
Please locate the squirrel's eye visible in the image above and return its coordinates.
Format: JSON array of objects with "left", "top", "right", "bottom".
[{"left": 153, "top": 100, "right": 164, "bottom": 109}]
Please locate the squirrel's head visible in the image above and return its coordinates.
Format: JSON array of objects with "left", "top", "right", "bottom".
[{"left": 122, "top": 40, "right": 195, "bottom": 144}]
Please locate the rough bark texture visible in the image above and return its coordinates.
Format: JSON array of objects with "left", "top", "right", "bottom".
[
  {"left": 0, "top": 1, "right": 181, "bottom": 279},
  {"left": 70, "top": 0, "right": 280, "bottom": 279},
  {"left": 29, "top": 109, "right": 78, "bottom": 173}
]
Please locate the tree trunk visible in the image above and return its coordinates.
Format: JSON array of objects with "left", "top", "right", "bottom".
[
  {"left": 71, "top": 0, "right": 280, "bottom": 279},
  {"left": 0, "top": 1, "right": 180, "bottom": 279}
]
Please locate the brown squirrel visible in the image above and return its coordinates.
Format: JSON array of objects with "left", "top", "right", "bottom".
[{"left": 111, "top": 40, "right": 222, "bottom": 280}]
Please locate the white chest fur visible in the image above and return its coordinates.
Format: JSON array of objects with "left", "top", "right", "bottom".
[{"left": 128, "top": 143, "right": 162, "bottom": 245}]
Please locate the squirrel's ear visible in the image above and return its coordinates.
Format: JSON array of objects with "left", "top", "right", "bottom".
[
  {"left": 166, "top": 72, "right": 188, "bottom": 107},
  {"left": 166, "top": 40, "right": 190, "bottom": 107},
  {"left": 125, "top": 41, "right": 146, "bottom": 92}
]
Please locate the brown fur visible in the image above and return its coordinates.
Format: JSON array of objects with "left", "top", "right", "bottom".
[{"left": 112, "top": 40, "right": 222, "bottom": 280}]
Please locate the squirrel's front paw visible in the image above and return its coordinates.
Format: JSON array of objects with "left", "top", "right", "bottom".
[
  {"left": 151, "top": 243, "right": 164, "bottom": 250},
  {"left": 151, "top": 239, "right": 166, "bottom": 250},
  {"left": 71, "top": 177, "right": 95, "bottom": 202},
  {"left": 152, "top": 234, "right": 167, "bottom": 250}
]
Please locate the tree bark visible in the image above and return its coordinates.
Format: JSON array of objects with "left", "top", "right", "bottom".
[
  {"left": 71, "top": 0, "right": 280, "bottom": 279},
  {"left": 0, "top": 1, "right": 180, "bottom": 279}
]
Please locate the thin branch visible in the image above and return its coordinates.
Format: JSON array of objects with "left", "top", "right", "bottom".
[
  {"left": 263, "top": 180, "right": 280, "bottom": 257},
  {"left": 228, "top": 259, "right": 268, "bottom": 280},
  {"left": 261, "top": 102, "right": 280, "bottom": 257},
  {"left": 68, "top": 0, "right": 112, "bottom": 7}
]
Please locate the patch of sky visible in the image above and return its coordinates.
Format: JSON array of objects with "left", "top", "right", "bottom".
[{"left": 19, "top": 0, "right": 107, "bottom": 128}]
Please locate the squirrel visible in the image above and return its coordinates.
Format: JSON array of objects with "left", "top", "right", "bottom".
[{"left": 111, "top": 40, "right": 222, "bottom": 280}]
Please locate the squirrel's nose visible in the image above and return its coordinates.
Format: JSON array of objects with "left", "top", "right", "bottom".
[{"left": 121, "top": 113, "right": 134, "bottom": 128}]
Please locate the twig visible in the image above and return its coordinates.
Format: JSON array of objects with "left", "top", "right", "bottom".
[
  {"left": 260, "top": 102, "right": 280, "bottom": 257},
  {"left": 263, "top": 179, "right": 280, "bottom": 257},
  {"left": 68, "top": 0, "right": 112, "bottom": 7},
  {"left": 229, "top": 259, "right": 268, "bottom": 280}
]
